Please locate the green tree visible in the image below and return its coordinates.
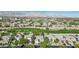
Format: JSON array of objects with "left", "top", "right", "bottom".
[
  {"left": 0, "top": 23, "right": 2, "bottom": 27},
  {"left": 39, "top": 42, "right": 47, "bottom": 48},
  {"left": 26, "top": 39, "right": 29, "bottom": 44},
  {"left": 74, "top": 43, "right": 79, "bottom": 48},
  {"left": 0, "top": 36, "right": 2, "bottom": 40},
  {"left": 54, "top": 38, "right": 59, "bottom": 43},
  {"left": 38, "top": 20, "right": 43, "bottom": 27},
  {"left": 44, "top": 37, "right": 49, "bottom": 44},
  {"left": 27, "top": 44, "right": 34, "bottom": 48},
  {"left": 10, "top": 39, "right": 19, "bottom": 47},
  {"left": 59, "top": 40, "right": 66, "bottom": 48},
  {"left": 5, "top": 24, "right": 10, "bottom": 27},
  {"left": 39, "top": 37, "right": 49, "bottom": 48},
  {"left": 19, "top": 38, "right": 26, "bottom": 45},
  {"left": 59, "top": 44, "right": 66, "bottom": 48},
  {"left": 8, "top": 35, "right": 16, "bottom": 47},
  {"left": 31, "top": 34, "right": 36, "bottom": 44},
  {"left": 1, "top": 32, "right": 9, "bottom": 36},
  {"left": 41, "top": 32, "right": 44, "bottom": 37},
  {"left": 75, "top": 34, "right": 79, "bottom": 41},
  {"left": 14, "top": 40, "right": 19, "bottom": 46}
]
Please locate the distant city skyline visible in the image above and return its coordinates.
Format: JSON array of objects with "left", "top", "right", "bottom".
[{"left": 0, "top": 11, "right": 79, "bottom": 17}]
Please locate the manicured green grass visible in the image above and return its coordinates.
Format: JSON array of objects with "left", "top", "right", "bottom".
[
  {"left": 50, "top": 29, "right": 79, "bottom": 34},
  {"left": 6, "top": 28, "right": 79, "bottom": 34},
  {"left": 8, "top": 28, "right": 45, "bottom": 33}
]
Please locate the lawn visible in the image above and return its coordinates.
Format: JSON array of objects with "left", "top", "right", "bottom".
[{"left": 6, "top": 28, "right": 79, "bottom": 34}]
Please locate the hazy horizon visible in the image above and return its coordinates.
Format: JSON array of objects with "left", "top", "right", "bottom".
[{"left": 0, "top": 11, "right": 79, "bottom": 17}]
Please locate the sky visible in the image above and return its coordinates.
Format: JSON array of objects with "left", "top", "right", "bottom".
[
  {"left": 6, "top": 11, "right": 79, "bottom": 17},
  {"left": 0, "top": 0, "right": 79, "bottom": 17}
]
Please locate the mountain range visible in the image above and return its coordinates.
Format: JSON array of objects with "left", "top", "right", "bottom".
[{"left": 0, "top": 11, "right": 65, "bottom": 17}]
